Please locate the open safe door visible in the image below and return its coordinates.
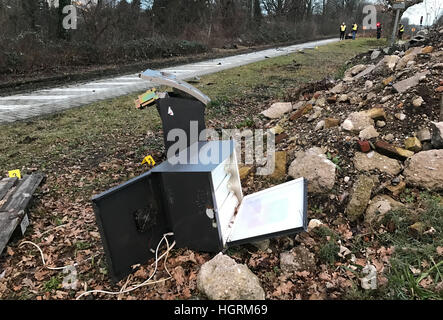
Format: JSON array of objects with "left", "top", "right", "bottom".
[
  {"left": 92, "top": 171, "right": 169, "bottom": 282},
  {"left": 224, "top": 177, "right": 307, "bottom": 247}
]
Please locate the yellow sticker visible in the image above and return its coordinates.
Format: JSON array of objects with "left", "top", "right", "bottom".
[
  {"left": 141, "top": 155, "right": 156, "bottom": 166},
  {"left": 8, "top": 169, "right": 21, "bottom": 179}
]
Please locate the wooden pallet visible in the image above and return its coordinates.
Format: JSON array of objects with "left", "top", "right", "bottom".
[{"left": 0, "top": 173, "right": 44, "bottom": 254}]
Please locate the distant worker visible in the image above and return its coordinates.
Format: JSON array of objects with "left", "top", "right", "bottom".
[
  {"left": 376, "top": 22, "right": 382, "bottom": 39},
  {"left": 352, "top": 23, "right": 358, "bottom": 40},
  {"left": 398, "top": 24, "right": 405, "bottom": 39},
  {"left": 340, "top": 22, "right": 347, "bottom": 40}
]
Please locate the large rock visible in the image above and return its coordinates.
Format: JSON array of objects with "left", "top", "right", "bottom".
[
  {"left": 341, "top": 112, "right": 374, "bottom": 133},
  {"left": 404, "top": 150, "right": 443, "bottom": 191},
  {"left": 347, "top": 175, "right": 376, "bottom": 222},
  {"left": 288, "top": 147, "right": 336, "bottom": 194},
  {"left": 197, "top": 253, "right": 265, "bottom": 300},
  {"left": 393, "top": 70, "right": 430, "bottom": 93},
  {"left": 345, "top": 64, "right": 367, "bottom": 78},
  {"left": 431, "top": 122, "right": 443, "bottom": 148},
  {"left": 261, "top": 102, "right": 292, "bottom": 119},
  {"left": 353, "top": 151, "right": 402, "bottom": 175},
  {"left": 365, "top": 195, "right": 404, "bottom": 226},
  {"left": 280, "top": 245, "right": 316, "bottom": 274},
  {"left": 374, "top": 55, "right": 400, "bottom": 75}
]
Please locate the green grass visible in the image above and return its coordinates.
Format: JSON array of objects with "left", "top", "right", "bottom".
[{"left": 369, "top": 193, "right": 442, "bottom": 300}]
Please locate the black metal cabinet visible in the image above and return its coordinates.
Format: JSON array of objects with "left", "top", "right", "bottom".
[{"left": 92, "top": 140, "right": 307, "bottom": 281}]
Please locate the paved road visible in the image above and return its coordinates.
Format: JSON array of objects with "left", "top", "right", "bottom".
[{"left": 0, "top": 38, "right": 338, "bottom": 123}]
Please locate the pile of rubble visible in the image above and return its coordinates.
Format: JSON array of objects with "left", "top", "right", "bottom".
[
  {"left": 258, "top": 27, "right": 443, "bottom": 224},
  {"left": 195, "top": 28, "right": 442, "bottom": 300}
]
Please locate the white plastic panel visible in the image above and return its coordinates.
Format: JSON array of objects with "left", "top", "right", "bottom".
[
  {"left": 218, "top": 192, "right": 240, "bottom": 245},
  {"left": 227, "top": 178, "right": 306, "bottom": 244}
]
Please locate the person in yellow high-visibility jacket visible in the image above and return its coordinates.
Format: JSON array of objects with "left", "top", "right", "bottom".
[
  {"left": 352, "top": 23, "right": 358, "bottom": 40},
  {"left": 398, "top": 24, "right": 405, "bottom": 39},
  {"left": 340, "top": 22, "right": 347, "bottom": 40}
]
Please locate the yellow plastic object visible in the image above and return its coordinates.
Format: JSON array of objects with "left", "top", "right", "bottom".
[
  {"left": 8, "top": 169, "right": 21, "bottom": 179},
  {"left": 141, "top": 155, "right": 156, "bottom": 166}
]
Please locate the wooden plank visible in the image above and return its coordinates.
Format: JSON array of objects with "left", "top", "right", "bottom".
[
  {"left": 1, "top": 173, "right": 44, "bottom": 212},
  {"left": 0, "top": 177, "right": 17, "bottom": 202},
  {"left": 0, "top": 173, "right": 44, "bottom": 254},
  {"left": 0, "top": 210, "right": 24, "bottom": 254}
]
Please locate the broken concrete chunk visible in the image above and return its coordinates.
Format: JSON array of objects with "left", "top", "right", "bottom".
[
  {"left": 330, "top": 82, "right": 346, "bottom": 94},
  {"left": 197, "top": 253, "right": 265, "bottom": 300},
  {"left": 412, "top": 96, "right": 424, "bottom": 107},
  {"left": 431, "top": 122, "right": 443, "bottom": 149},
  {"left": 364, "top": 107, "right": 386, "bottom": 120},
  {"left": 342, "top": 112, "right": 374, "bottom": 133},
  {"left": 346, "top": 175, "right": 376, "bottom": 222},
  {"left": 261, "top": 102, "right": 293, "bottom": 119},
  {"left": 359, "top": 126, "right": 379, "bottom": 140},
  {"left": 365, "top": 195, "right": 404, "bottom": 226},
  {"left": 393, "top": 71, "right": 430, "bottom": 93},
  {"left": 353, "top": 151, "right": 402, "bottom": 175},
  {"left": 404, "top": 149, "right": 443, "bottom": 191},
  {"left": 288, "top": 148, "right": 336, "bottom": 194}
]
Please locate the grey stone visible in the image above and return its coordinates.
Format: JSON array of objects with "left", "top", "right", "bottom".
[
  {"left": 353, "top": 151, "right": 402, "bottom": 175},
  {"left": 416, "top": 128, "right": 431, "bottom": 143},
  {"left": 431, "top": 122, "right": 443, "bottom": 148},
  {"left": 393, "top": 71, "right": 430, "bottom": 93},
  {"left": 261, "top": 102, "right": 292, "bottom": 119},
  {"left": 359, "top": 125, "right": 379, "bottom": 140},
  {"left": 376, "top": 120, "right": 386, "bottom": 128},
  {"left": 412, "top": 96, "right": 424, "bottom": 107},
  {"left": 197, "top": 253, "right": 265, "bottom": 300},
  {"left": 341, "top": 112, "right": 375, "bottom": 133},
  {"left": 288, "top": 147, "right": 336, "bottom": 194},
  {"left": 330, "top": 82, "right": 346, "bottom": 94},
  {"left": 404, "top": 150, "right": 443, "bottom": 191},
  {"left": 354, "top": 65, "right": 376, "bottom": 80},
  {"left": 280, "top": 245, "right": 316, "bottom": 274},
  {"left": 347, "top": 175, "right": 376, "bottom": 222},
  {"left": 365, "top": 195, "right": 404, "bottom": 226},
  {"left": 251, "top": 239, "right": 270, "bottom": 251}
]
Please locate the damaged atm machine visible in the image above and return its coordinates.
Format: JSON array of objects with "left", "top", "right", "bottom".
[{"left": 92, "top": 69, "right": 308, "bottom": 281}]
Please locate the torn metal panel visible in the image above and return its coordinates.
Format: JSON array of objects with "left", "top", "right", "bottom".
[{"left": 139, "top": 69, "right": 211, "bottom": 105}]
